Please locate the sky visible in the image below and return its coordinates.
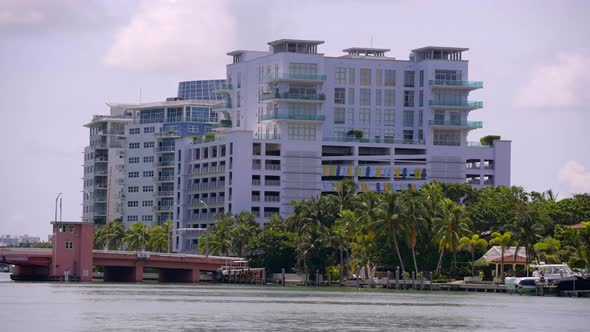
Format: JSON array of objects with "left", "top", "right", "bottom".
[{"left": 0, "top": 0, "right": 589, "bottom": 238}]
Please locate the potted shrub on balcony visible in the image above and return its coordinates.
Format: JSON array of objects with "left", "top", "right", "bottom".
[
  {"left": 480, "top": 135, "right": 501, "bottom": 146},
  {"left": 346, "top": 130, "right": 364, "bottom": 140},
  {"left": 219, "top": 119, "right": 232, "bottom": 128}
]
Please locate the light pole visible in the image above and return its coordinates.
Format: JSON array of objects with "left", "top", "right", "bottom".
[
  {"left": 200, "top": 200, "right": 209, "bottom": 257},
  {"left": 54, "top": 193, "right": 62, "bottom": 222}
]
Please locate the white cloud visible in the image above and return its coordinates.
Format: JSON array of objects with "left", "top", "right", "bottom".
[
  {"left": 558, "top": 160, "right": 590, "bottom": 195},
  {"left": 514, "top": 51, "right": 590, "bottom": 110},
  {"left": 104, "top": 0, "right": 236, "bottom": 75}
]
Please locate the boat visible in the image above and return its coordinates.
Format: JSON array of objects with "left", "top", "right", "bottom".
[{"left": 505, "top": 263, "right": 590, "bottom": 294}]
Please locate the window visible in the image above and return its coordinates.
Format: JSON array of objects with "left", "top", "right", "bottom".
[
  {"left": 334, "top": 108, "right": 345, "bottom": 124},
  {"left": 142, "top": 215, "right": 153, "bottom": 222},
  {"left": 128, "top": 172, "right": 139, "bottom": 178},
  {"left": 404, "top": 91, "right": 414, "bottom": 107},
  {"left": 450, "top": 111, "right": 461, "bottom": 123},
  {"left": 348, "top": 88, "right": 355, "bottom": 105},
  {"left": 143, "top": 186, "right": 154, "bottom": 192},
  {"left": 69, "top": 225, "right": 75, "bottom": 233},
  {"left": 418, "top": 129, "right": 423, "bottom": 141},
  {"left": 404, "top": 71, "right": 415, "bottom": 87},
  {"left": 144, "top": 127, "right": 155, "bottom": 134},
  {"left": 347, "top": 109, "right": 354, "bottom": 125},
  {"left": 435, "top": 70, "right": 460, "bottom": 81},
  {"left": 360, "top": 69, "right": 371, "bottom": 85},
  {"left": 348, "top": 68, "right": 355, "bottom": 85},
  {"left": 129, "top": 128, "right": 140, "bottom": 135},
  {"left": 128, "top": 186, "right": 139, "bottom": 193},
  {"left": 129, "top": 143, "right": 140, "bottom": 149},
  {"left": 288, "top": 124, "right": 316, "bottom": 141},
  {"left": 334, "top": 88, "right": 345, "bottom": 104},
  {"left": 384, "top": 109, "right": 395, "bottom": 126},
  {"left": 403, "top": 130, "right": 414, "bottom": 141},
  {"left": 433, "top": 129, "right": 460, "bottom": 146},
  {"left": 65, "top": 241, "right": 73, "bottom": 249},
  {"left": 237, "top": 91, "right": 241, "bottom": 108},
  {"left": 384, "top": 90, "right": 395, "bottom": 106},
  {"left": 289, "top": 63, "right": 318, "bottom": 75},
  {"left": 144, "top": 142, "right": 155, "bottom": 148},
  {"left": 127, "top": 201, "right": 139, "bottom": 207},
  {"left": 142, "top": 200, "right": 153, "bottom": 207},
  {"left": 375, "top": 89, "right": 382, "bottom": 106},
  {"left": 419, "top": 90, "right": 424, "bottom": 107},
  {"left": 376, "top": 69, "right": 383, "bottom": 86},
  {"left": 419, "top": 110, "right": 423, "bottom": 127},
  {"left": 359, "top": 109, "right": 370, "bottom": 125},
  {"left": 384, "top": 127, "right": 394, "bottom": 139},
  {"left": 419, "top": 70, "right": 424, "bottom": 87},
  {"left": 335, "top": 67, "right": 346, "bottom": 84},
  {"left": 360, "top": 88, "right": 371, "bottom": 106},
  {"left": 143, "top": 156, "right": 154, "bottom": 163},
  {"left": 143, "top": 171, "right": 154, "bottom": 177},
  {"left": 129, "top": 157, "right": 140, "bottom": 164},
  {"left": 384, "top": 70, "right": 396, "bottom": 86},
  {"left": 166, "top": 107, "right": 182, "bottom": 122},
  {"left": 127, "top": 215, "right": 138, "bottom": 222},
  {"left": 403, "top": 110, "right": 414, "bottom": 127}
]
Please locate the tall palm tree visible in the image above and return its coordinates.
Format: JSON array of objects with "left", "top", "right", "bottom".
[
  {"left": 124, "top": 222, "right": 149, "bottom": 251},
  {"left": 200, "top": 213, "right": 234, "bottom": 256},
  {"left": 330, "top": 178, "right": 359, "bottom": 213},
  {"left": 331, "top": 210, "right": 357, "bottom": 283},
  {"left": 148, "top": 224, "right": 167, "bottom": 252},
  {"left": 399, "top": 189, "right": 426, "bottom": 274},
  {"left": 378, "top": 192, "right": 406, "bottom": 275},
  {"left": 509, "top": 202, "right": 544, "bottom": 276},
  {"left": 489, "top": 231, "right": 513, "bottom": 280},
  {"left": 231, "top": 211, "right": 259, "bottom": 257},
  {"left": 458, "top": 234, "right": 488, "bottom": 276},
  {"left": 433, "top": 199, "right": 472, "bottom": 274}
]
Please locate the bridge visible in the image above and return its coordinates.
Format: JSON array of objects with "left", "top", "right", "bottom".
[{"left": 0, "top": 221, "right": 241, "bottom": 283}]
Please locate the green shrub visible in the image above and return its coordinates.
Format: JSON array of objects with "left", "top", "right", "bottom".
[{"left": 480, "top": 135, "right": 501, "bottom": 146}]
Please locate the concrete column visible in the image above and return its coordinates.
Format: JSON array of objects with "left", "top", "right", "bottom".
[
  {"left": 191, "top": 268, "right": 201, "bottom": 283},
  {"left": 134, "top": 261, "right": 144, "bottom": 282}
]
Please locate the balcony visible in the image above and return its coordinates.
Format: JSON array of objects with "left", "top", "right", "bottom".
[
  {"left": 260, "top": 113, "right": 325, "bottom": 122},
  {"left": 212, "top": 83, "right": 233, "bottom": 93},
  {"left": 155, "top": 146, "right": 175, "bottom": 153},
  {"left": 155, "top": 132, "right": 180, "bottom": 138},
  {"left": 187, "top": 181, "right": 225, "bottom": 191},
  {"left": 429, "top": 80, "right": 483, "bottom": 90},
  {"left": 252, "top": 195, "right": 260, "bottom": 202},
  {"left": 264, "top": 211, "right": 279, "bottom": 218},
  {"left": 252, "top": 179, "right": 261, "bottom": 186},
  {"left": 429, "top": 100, "right": 483, "bottom": 110},
  {"left": 156, "top": 176, "right": 174, "bottom": 182},
  {"left": 322, "top": 137, "right": 425, "bottom": 145},
  {"left": 155, "top": 191, "right": 174, "bottom": 197},
  {"left": 95, "top": 156, "right": 108, "bottom": 163},
  {"left": 429, "top": 120, "right": 483, "bottom": 129},
  {"left": 466, "top": 141, "right": 492, "bottom": 148},
  {"left": 188, "top": 166, "right": 226, "bottom": 176},
  {"left": 264, "top": 196, "right": 281, "bottom": 202},
  {"left": 187, "top": 197, "right": 225, "bottom": 206},
  {"left": 153, "top": 205, "right": 173, "bottom": 212},
  {"left": 265, "top": 180, "right": 281, "bottom": 186},
  {"left": 97, "top": 130, "right": 126, "bottom": 136},
  {"left": 213, "top": 102, "right": 231, "bottom": 110},
  {"left": 265, "top": 164, "right": 281, "bottom": 171},
  {"left": 187, "top": 213, "right": 215, "bottom": 222},
  {"left": 177, "top": 228, "right": 206, "bottom": 238},
  {"left": 189, "top": 136, "right": 226, "bottom": 145},
  {"left": 254, "top": 133, "right": 281, "bottom": 140},
  {"left": 263, "top": 73, "right": 327, "bottom": 83},
  {"left": 156, "top": 160, "right": 175, "bottom": 168},
  {"left": 261, "top": 92, "right": 325, "bottom": 103},
  {"left": 95, "top": 184, "right": 108, "bottom": 190}
]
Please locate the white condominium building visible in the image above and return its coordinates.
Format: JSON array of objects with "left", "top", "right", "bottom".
[{"left": 173, "top": 39, "right": 510, "bottom": 252}]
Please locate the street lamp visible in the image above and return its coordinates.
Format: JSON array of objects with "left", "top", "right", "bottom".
[
  {"left": 54, "top": 193, "right": 62, "bottom": 222},
  {"left": 200, "top": 200, "right": 209, "bottom": 257}
]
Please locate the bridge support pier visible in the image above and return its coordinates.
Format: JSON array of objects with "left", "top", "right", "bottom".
[
  {"left": 192, "top": 268, "right": 201, "bottom": 283},
  {"left": 134, "top": 261, "right": 144, "bottom": 282}
]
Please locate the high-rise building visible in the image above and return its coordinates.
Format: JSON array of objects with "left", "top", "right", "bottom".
[{"left": 172, "top": 39, "right": 510, "bottom": 252}]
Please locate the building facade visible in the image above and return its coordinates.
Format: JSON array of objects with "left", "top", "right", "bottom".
[
  {"left": 172, "top": 39, "right": 510, "bottom": 252},
  {"left": 82, "top": 40, "right": 511, "bottom": 254}
]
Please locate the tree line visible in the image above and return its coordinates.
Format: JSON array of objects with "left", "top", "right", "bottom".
[
  {"left": 94, "top": 220, "right": 172, "bottom": 253},
  {"left": 201, "top": 182, "right": 590, "bottom": 281}
]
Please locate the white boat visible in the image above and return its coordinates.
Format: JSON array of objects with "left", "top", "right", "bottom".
[{"left": 505, "top": 263, "right": 580, "bottom": 293}]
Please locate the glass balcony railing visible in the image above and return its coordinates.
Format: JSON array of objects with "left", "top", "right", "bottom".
[
  {"left": 261, "top": 93, "right": 326, "bottom": 101},
  {"left": 466, "top": 141, "right": 492, "bottom": 148},
  {"left": 429, "top": 120, "right": 483, "bottom": 128},
  {"left": 260, "top": 113, "right": 325, "bottom": 121},
  {"left": 213, "top": 102, "right": 231, "bottom": 110},
  {"left": 254, "top": 133, "right": 281, "bottom": 140},
  {"left": 429, "top": 80, "right": 483, "bottom": 89},
  {"left": 213, "top": 83, "right": 233, "bottom": 90},
  {"left": 323, "top": 137, "right": 425, "bottom": 145},
  {"left": 264, "top": 73, "right": 327, "bottom": 81},
  {"left": 429, "top": 100, "right": 483, "bottom": 108}
]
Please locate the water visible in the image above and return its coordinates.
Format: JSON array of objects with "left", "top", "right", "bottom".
[{"left": 1, "top": 272, "right": 588, "bottom": 331}]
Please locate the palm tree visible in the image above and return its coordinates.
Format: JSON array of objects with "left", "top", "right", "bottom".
[
  {"left": 124, "top": 222, "right": 149, "bottom": 251},
  {"left": 378, "top": 192, "right": 406, "bottom": 275},
  {"left": 433, "top": 199, "right": 472, "bottom": 274},
  {"left": 330, "top": 178, "right": 359, "bottom": 213},
  {"left": 489, "top": 231, "right": 513, "bottom": 280},
  {"left": 231, "top": 211, "right": 259, "bottom": 257},
  {"left": 399, "top": 189, "right": 426, "bottom": 274},
  {"left": 200, "top": 213, "right": 234, "bottom": 256},
  {"left": 509, "top": 202, "right": 544, "bottom": 276},
  {"left": 458, "top": 234, "right": 488, "bottom": 276},
  {"left": 148, "top": 224, "right": 168, "bottom": 252},
  {"left": 332, "top": 210, "right": 358, "bottom": 283}
]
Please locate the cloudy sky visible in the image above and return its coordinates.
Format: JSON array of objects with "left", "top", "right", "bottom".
[{"left": 0, "top": 0, "right": 589, "bottom": 237}]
